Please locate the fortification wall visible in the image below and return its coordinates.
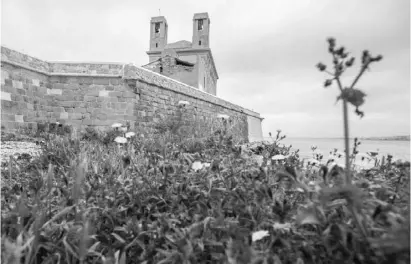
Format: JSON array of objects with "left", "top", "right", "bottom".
[{"left": 1, "top": 46, "right": 263, "bottom": 142}]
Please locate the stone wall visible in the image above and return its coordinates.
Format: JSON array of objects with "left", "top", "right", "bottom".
[
  {"left": 1, "top": 46, "right": 263, "bottom": 142},
  {"left": 1, "top": 62, "right": 49, "bottom": 131}
]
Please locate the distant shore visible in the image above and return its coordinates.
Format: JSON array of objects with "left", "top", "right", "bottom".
[
  {"left": 359, "top": 136, "right": 410, "bottom": 141},
  {"left": 279, "top": 136, "right": 410, "bottom": 142}
]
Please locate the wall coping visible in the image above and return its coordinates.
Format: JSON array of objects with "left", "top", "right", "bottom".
[
  {"left": 1, "top": 45, "right": 262, "bottom": 119},
  {"left": 124, "top": 64, "right": 261, "bottom": 118}
]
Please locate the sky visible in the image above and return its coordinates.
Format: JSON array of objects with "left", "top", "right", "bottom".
[{"left": 1, "top": 0, "right": 410, "bottom": 138}]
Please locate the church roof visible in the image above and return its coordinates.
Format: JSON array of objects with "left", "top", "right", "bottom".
[
  {"left": 141, "top": 55, "right": 195, "bottom": 69},
  {"left": 165, "top": 40, "right": 192, "bottom": 49}
]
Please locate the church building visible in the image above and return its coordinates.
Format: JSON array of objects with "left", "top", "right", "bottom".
[{"left": 142, "top": 13, "right": 218, "bottom": 96}]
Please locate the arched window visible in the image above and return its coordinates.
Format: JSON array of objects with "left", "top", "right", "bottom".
[
  {"left": 155, "top": 22, "right": 160, "bottom": 33},
  {"left": 198, "top": 19, "right": 204, "bottom": 30}
]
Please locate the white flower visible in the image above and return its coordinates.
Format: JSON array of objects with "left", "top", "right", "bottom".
[
  {"left": 252, "top": 230, "right": 269, "bottom": 242},
  {"left": 114, "top": 136, "right": 127, "bottom": 144},
  {"left": 203, "top": 163, "right": 211, "bottom": 168},
  {"left": 178, "top": 100, "right": 190, "bottom": 106},
  {"left": 252, "top": 155, "right": 264, "bottom": 166},
  {"left": 273, "top": 222, "right": 291, "bottom": 232},
  {"left": 306, "top": 158, "right": 320, "bottom": 166},
  {"left": 191, "top": 161, "right": 204, "bottom": 172},
  {"left": 296, "top": 187, "right": 305, "bottom": 193},
  {"left": 272, "top": 154, "right": 286, "bottom": 160},
  {"left": 125, "top": 132, "right": 136, "bottom": 138},
  {"left": 217, "top": 114, "right": 230, "bottom": 120},
  {"left": 313, "top": 149, "right": 323, "bottom": 154},
  {"left": 119, "top": 127, "right": 128, "bottom": 132},
  {"left": 111, "top": 123, "right": 123, "bottom": 128},
  {"left": 367, "top": 151, "right": 379, "bottom": 157}
]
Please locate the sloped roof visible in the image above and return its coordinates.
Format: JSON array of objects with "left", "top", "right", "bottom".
[
  {"left": 165, "top": 40, "right": 192, "bottom": 49},
  {"left": 141, "top": 55, "right": 195, "bottom": 69}
]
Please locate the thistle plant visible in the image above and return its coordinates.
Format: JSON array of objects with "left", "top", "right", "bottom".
[{"left": 316, "top": 37, "right": 383, "bottom": 184}]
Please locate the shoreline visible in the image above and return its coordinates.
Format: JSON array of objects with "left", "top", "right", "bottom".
[{"left": 263, "top": 137, "right": 410, "bottom": 142}]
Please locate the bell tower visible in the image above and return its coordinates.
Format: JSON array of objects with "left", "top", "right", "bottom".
[
  {"left": 149, "top": 16, "right": 168, "bottom": 52},
  {"left": 192, "top": 13, "right": 210, "bottom": 48}
]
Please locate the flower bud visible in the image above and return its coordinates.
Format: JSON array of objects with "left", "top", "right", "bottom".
[
  {"left": 327, "top": 37, "right": 336, "bottom": 50},
  {"left": 345, "top": 57, "right": 355, "bottom": 67},
  {"left": 371, "top": 55, "right": 383, "bottom": 62},
  {"left": 362, "top": 50, "right": 370, "bottom": 64},
  {"left": 316, "top": 63, "right": 327, "bottom": 71},
  {"left": 335, "top": 47, "right": 345, "bottom": 57},
  {"left": 324, "top": 79, "right": 333, "bottom": 88}
]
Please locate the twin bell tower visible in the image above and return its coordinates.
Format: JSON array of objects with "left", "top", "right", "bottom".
[
  {"left": 144, "top": 13, "right": 218, "bottom": 95},
  {"left": 148, "top": 13, "right": 210, "bottom": 52}
]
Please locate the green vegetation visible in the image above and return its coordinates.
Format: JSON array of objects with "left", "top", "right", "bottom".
[{"left": 1, "top": 39, "right": 409, "bottom": 264}]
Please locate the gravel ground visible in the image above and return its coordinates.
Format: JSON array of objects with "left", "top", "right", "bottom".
[{"left": 0, "top": 141, "right": 43, "bottom": 164}]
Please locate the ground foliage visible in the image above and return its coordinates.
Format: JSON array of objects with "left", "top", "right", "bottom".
[{"left": 1, "top": 124, "right": 410, "bottom": 264}]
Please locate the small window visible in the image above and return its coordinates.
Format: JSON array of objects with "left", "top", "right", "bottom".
[
  {"left": 159, "top": 66, "right": 163, "bottom": 73},
  {"left": 199, "top": 40, "right": 201, "bottom": 45},
  {"left": 155, "top": 43, "right": 158, "bottom": 48},
  {"left": 198, "top": 19, "right": 203, "bottom": 30},
  {"left": 155, "top": 22, "right": 160, "bottom": 33}
]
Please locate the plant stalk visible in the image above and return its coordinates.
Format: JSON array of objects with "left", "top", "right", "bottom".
[
  {"left": 332, "top": 59, "right": 351, "bottom": 185},
  {"left": 342, "top": 99, "right": 351, "bottom": 184}
]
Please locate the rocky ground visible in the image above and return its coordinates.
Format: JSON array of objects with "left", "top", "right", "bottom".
[{"left": 0, "top": 140, "right": 42, "bottom": 164}]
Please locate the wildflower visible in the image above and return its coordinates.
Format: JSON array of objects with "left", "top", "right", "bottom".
[
  {"left": 252, "top": 230, "right": 269, "bottom": 242},
  {"left": 125, "top": 132, "right": 135, "bottom": 138},
  {"left": 313, "top": 149, "right": 323, "bottom": 154},
  {"left": 272, "top": 154, "right": 286, "bottom": 160},
  {"left": 307, "top": 158, "right": 320, "bottom": 166},
  {"left": 217, "top": 114, "right": 230, "bottom": 120},
  {"left": 191, "top": 161, "right": 204, "bottom": 172},
  {"left": 178, "top": 100, "right": 190, "bottom": 106},
  {"left": 273, "top": 222, "right": 292, "bottom": 232},
  {"left": 112, "top": 123, "right": 123, "bottom": 128},
  {"left": 356, "top": 153, "right": 370, "bottom": 160},
  {"left": 367, "top": 151, "right": 379, "bottom": 157},
  {"left": 119, "top": 126, "right": 127, "bottom": 132},
  {"left": 296, "top": 187, "right": 305, "bottom": 193},
  {"left": 114, "top": 136, "right": 127, "bottom": 144}
]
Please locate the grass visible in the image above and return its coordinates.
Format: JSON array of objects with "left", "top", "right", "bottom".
[{"left": 1, "top": 124, "right": 409, "bottom": 264}]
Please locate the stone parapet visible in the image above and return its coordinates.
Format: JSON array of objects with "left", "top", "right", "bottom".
[{"left": 1, "top": 46, "right": 263, "bottom": 142}]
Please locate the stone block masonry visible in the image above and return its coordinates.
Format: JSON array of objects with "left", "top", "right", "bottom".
[{"left": 1, "top": 46, "right": 263, "bottom": 142}]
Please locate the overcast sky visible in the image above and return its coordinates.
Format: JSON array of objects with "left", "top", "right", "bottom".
[{"left": 2, "top": 0, "right": 410, "bottom": 138}]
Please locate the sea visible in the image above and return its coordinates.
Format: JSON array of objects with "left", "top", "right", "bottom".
[{"left": 263, "top": 137, "right": 411, "bottom": 162}]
